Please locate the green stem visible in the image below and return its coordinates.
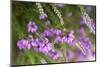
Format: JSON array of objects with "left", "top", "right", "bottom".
[
  {"left": 62, "top": 43, "right": 67, "bottom": 62},
  {"left": 24, "top": 49, "right": 35, "bottom": 64},
  {"left": 35, "top": 32, "right": 44, "bottom": 41}
]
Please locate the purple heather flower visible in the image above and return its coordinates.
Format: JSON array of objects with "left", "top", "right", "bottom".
[
  {"left": 43, "top": 37, "right": 49, "bottom": 43},
  {"left": 66, "top": 30, "right": 75, "bottom": 44},
  {"left": 54, "top": 36, "right": 62, "bottom": 43},
  {"left": 68, "top": 41, "right": 75, "bottom": 46},
  {"left": 78, "top": 36, "right": 92, "bottom": 49},
  {"left": 41, "top": 28, "right": 54, "bottom": 37},
  {"left": 17, "top": 39, "right": 31, "bottom": 49},
  {"left": 92, "top": 51, "right": 96, "bottom": 57},
  {"left": 28, "top": 21, "right": 38, "bottom": 33},
  {"left": 48, "top": 50, "right": 60, "bottom": 60},
  {"left": 40, "top": 38, "right": 52, "bottom": 54},
  {"left": 41, "top": 42, "right": 52, "bottom": 54},
  {"left": 77, "top": 35, "right": 94, "bottom": 57},
  {"left": 66, "top": 51, "right": 74, "bottom": 60},
  {"left": 86, "top": 6, "right": 92, "bottom": 13},
  {"left": 33, "top": 38, "right": 42, "bottom": 47},
  {"left": 27, "top": 35, "right": 38, "bottom": 47},
  {"left": 39, "top": 13, "right": 47, "bottom": 19},
  {"left": 80, "top": 17, "right": 85, "bottom": 25},
  {"left": 77, "top": 27, "right": 85, "bottom": 34},
  {"left": 33, "top": 37, "right": 52, "bottom": 54},
  {"left": 76, "top": 50, "right": 87, "bottom": 61},
  {"left": 34, "top": 45, "right": 41, "bottom": 52},
  {"left": 54, "top": 36, "right": 68, "bottom": 43},
  {"left": 33, "top": 38, "right": 43, "bottom": 52},
  {"left": 45, "top": 20, "right": 51, "bottom": 26},
  {"left": 41, "top": 28, "right": 62, "bottom": 37},
  {"left": 66, "top": 12, "right": 72, "bottom": 17},
  {"left": 61, "top": 36, "right": 67, "bottom": 42},
  {"left": 54, "top": 29, "right": 62, "bottom": 35},
  {"left": 30, "top": 39, "right": 38, "bottom": 47}
]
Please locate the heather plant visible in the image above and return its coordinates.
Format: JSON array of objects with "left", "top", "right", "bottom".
[{"left": 12, "top": 1, "right": 96, "bottom": 65}]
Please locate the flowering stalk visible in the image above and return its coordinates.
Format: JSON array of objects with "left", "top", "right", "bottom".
[
  {"left": 36, "top": 3, "right": 48, "bottom": 19},
  {"left": 62, "top": 43, "right": 68, "bottom": 62},
  {"left": 75, "top": 42, "right": 86, "bottom": 55},
  {"left": 51, "top": 4, "right": 64, "bottom": 25},
  {"left": 79, "top": 6, "right": 95, "bottom": 34}
]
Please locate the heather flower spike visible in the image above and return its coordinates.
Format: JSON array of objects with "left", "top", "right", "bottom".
[{"left": 80, "top": 6, "right": 95, "bottom": 34}]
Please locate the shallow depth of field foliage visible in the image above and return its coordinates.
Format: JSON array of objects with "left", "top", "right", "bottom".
[{"left": 12, "top": 1, "right": 96, "bottom": 65}]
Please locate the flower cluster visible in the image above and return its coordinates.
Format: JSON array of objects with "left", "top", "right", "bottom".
[
  {"left": 41, "top": 28, "right": 75, "bottom": 45},
  {"left": 17, "top": 20, "right": 76, "bottom": 60},
  {"left": 16, "top": 5, "right": 96, "bottom": 62},
  {"left": 27, "top": 21, "right": 38, "bottom": 33}
]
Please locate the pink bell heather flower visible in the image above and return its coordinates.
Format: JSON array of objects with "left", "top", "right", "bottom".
[
  {"left": 17, "top": 39, "right": 31, "bottom": 49},
  {"left": 27, "top": 21, "right": 38, "bottom": 33}
]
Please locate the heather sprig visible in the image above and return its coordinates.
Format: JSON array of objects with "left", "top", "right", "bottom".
[{"left": 79, "top": 6, "right": 96, "bottom": 34}]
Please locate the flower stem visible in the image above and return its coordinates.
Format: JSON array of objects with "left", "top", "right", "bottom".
[
  {"left": 62, "top": 43, "right": 67, "bottom": 62},
  {"left": 24, "top": 49, "right": 35, "bottom": 64},
  {"left": 35, "top": 32, "right": 44, "bottom": 41}
]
